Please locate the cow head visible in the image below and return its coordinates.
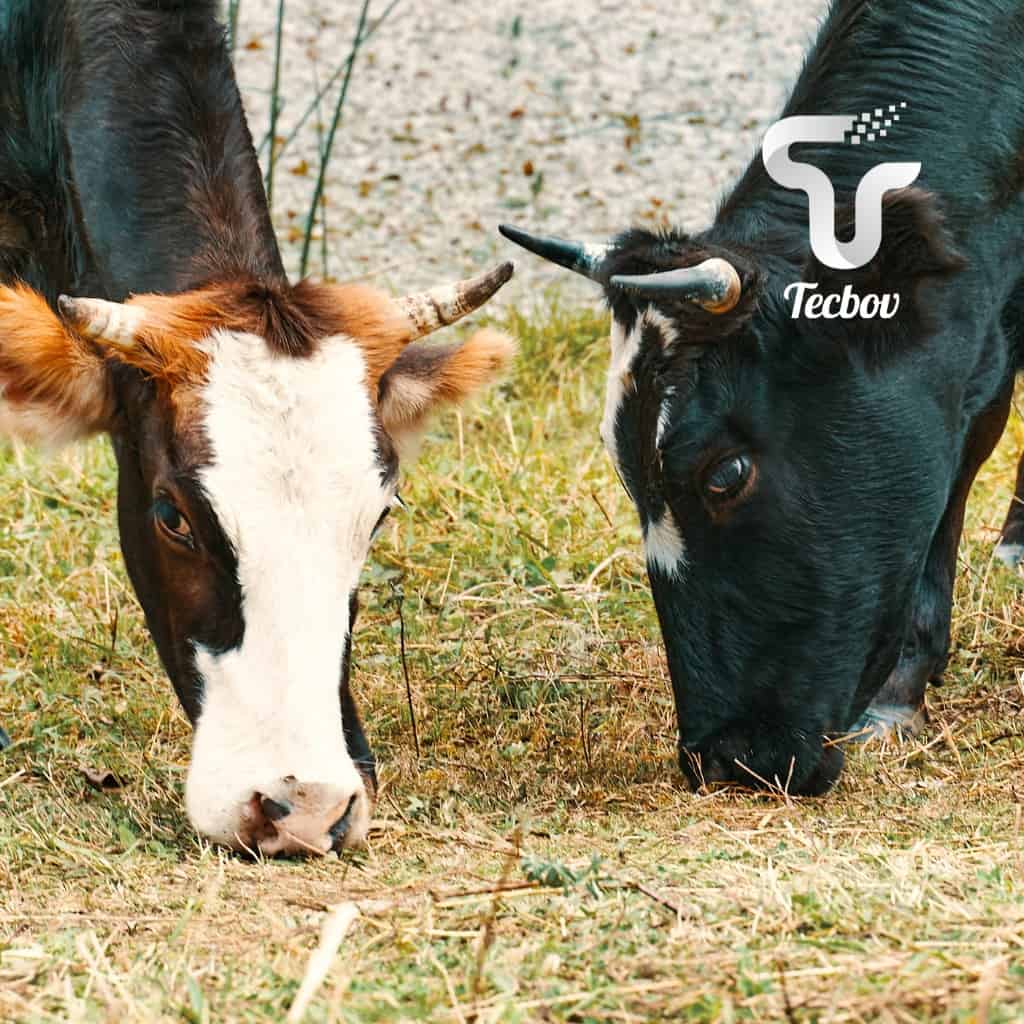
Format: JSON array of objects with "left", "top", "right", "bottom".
[
  {"left": 0, "top": 265, "right": 515, "bottom": 854},
  {"left": 502, "top": 189, "right": 974, "bottom": 795}
]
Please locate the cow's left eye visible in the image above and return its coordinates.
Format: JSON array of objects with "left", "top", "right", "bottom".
[
  {"left": 703, "top": 454, "right": 754, "bottom": 502},
  {"left": 153, "top": 496, "right": 194, "bottom": 548}
]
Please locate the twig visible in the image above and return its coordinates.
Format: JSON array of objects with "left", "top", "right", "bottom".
[
  {"left": 310, "top": 58, "right": 330, "bottom": 276},
  {"left": 469, "top": 826, "right": 522, "bottom": 1012},
  {"left": 579, "top": 692, "right": 592, "bottom": 773},
  {"left": 392, "top": 581, "right": 420, "bottom": 759},
  {"left": 430, "top": 951, "right": 468, "bottom": 1024},
  {"left": 775, "top": 959, "right": 798, "bottom": 1023},
  {"left": 299, "top": 0, "right": 373, "bottom": 277},
  {"left": 263, "top": 0, "right": 286, "bottom": 210},
  {"left": 286, "top": 903, "right": 360, "bottom": 1024},
  {"left": 227, "top": 0, "right": 241, "bottom": 54},
  {"left": 631, "top": 881, "right": 687, "bottom": 918},
  {"left": 431, "top": 881, "right": 539, "bottom": 903},
  {"left": 590, "top": 490, "right": 615, "bottom": 529},
  {"left": 258, "top": 0, "right": 401, "bottom": 161}
]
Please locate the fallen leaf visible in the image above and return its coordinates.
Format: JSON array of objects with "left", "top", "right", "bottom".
[{"left": 80, "top": 767, "right": 126, "bottom": 792}]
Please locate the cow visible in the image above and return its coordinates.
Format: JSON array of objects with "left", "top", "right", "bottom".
[
  {"left": 501, "top": 0, "right": 1024, "bottom": 795},
  {"left": 997, "top": 457, "right": 1024, "bottom": 565},
  {"left": 0, "top": 0, "right": 515, "bottom": 855}
]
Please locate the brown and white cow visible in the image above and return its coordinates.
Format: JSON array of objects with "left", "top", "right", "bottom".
[{"left": 0, "top": 0, "right": 514, "bottom": 856}]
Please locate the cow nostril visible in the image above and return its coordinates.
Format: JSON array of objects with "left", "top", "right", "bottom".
[
  {"left": 259, "top": 795, "right": 293, "bottom": 822},
  {"left": 328, "top": 795, "right": 358, "bottom": 848}
]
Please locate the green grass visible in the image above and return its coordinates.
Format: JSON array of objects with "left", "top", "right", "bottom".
[{"left": 2, "top": 299, "right": 1024, "bottom": 1022}]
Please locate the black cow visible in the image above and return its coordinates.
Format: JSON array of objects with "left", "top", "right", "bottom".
[
  {"left": 502, "top": 0, "right": 1024, "bottom": 794},
  {"left": 0, "top": 0, "right": 514, "bottom": 854},
  {"left": 997, "top": 457, "right": 1024, "bottom": 565}
]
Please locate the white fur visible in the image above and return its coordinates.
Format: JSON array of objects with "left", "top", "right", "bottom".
[
  {"left": 599, "top": 319, "right": 640, "bottom": 473},
  {"left": 601, "top": 313, "right": 689, "bottom": 579},
  {"left": 0, "top": 399, "right": 78, "bottom": 447},
  {"left": 995, "top": 542, "right": 1024, "bottom": 569},
  {"left": 655, "top": 386, "right": 675, "bottom": 450},
  {"left": 601, "top": 310, "right": 678, "bottom": 472},
  {"left": 185, "top": 330, "right": 393, "bottom": 852},
  {"left": 0, "top": 391, "right": 105, "bottom": 448},
  {"left": 644, "top": 511, "right": 687, "bottom": 577},
  {"left": 640, "top": 308, "right": 679, "bottom": 351}
]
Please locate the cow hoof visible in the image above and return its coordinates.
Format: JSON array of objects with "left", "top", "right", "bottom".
[
  {"left": 0, "top": 726, "right": 11, "bottom": 751},
  {"left": 850, "top": 702, "right": 927, "bottom": 742},
  {"left": 995, "top": 541, "right": 1024, "bottom": 568}
]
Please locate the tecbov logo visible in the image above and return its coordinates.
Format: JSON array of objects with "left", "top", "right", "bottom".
[{"left": 762, "top": 104, "right": 920, "bottom": 319}]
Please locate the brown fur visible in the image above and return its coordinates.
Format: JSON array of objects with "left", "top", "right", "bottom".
[
  {"left": 1, "top": 276, "right": 512, "bottom": 446},
  {"left": 378, "top": 328, "right": 517, "bottom": 435},
  {"left": 291, "top": 280, "right": 416, "bottom": 388},
  {"left": 0, "top": 283, "right": 114, "bottom": 430},
  {"left": 124, "top": 278, "right": 416, "bottom": 391}
]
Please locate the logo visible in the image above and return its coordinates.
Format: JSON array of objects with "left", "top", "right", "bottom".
[{"left": 762, "top": 105, "right": 919, "bottom": 319}]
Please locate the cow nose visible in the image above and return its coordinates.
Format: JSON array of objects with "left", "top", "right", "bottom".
[
  {"left": 680, "top": 729, "right": 845, "bottom": 797},
  {"left": 243, "top": 778, "right": 367, "bottom": 857},
  {"left": 328, "top": 795, "right": 358, "bottom": 848},
  {"left": 259, "top": 795, "right": 292, "bottom": 822}
]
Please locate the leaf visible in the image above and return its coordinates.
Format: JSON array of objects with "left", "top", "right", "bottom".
[{"left": 80, "top": 766, "right": 126, "bottom": 792}]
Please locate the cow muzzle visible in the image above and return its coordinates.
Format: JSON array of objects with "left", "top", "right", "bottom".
[
  {"left": 239, "top": 776, "right": 372, "bottom": 856},
  {"left": 185, "top": 752, "right": 374, "bottom": 858},
  {"left": 679, "top": 725, "right": 845, "bottom": 797}
]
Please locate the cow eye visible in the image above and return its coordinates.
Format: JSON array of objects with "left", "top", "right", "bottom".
[
  {"left": 153, "top": 496, "right": 194, "bottom": 548},
  {"left": 704, "top": 454, "right": 753, "bottom": 502}
]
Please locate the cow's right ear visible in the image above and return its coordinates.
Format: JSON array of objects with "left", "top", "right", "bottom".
[
  {"left": 0, "top": 284, "right": 116, "bottom": 446},
  {"left": 377, "top": 328, "right": 516, "bottom": 460},
  {"left": 804, "top": 187, "right": 965, "bottom": 338}
]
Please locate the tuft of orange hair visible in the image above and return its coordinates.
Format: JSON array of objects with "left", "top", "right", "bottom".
[{"left": 0, "top": 284, "right": 114, "bottom": 434}]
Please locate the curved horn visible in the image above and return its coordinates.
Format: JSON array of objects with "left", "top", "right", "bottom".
[
  {"left": 398, "top": 262, "right": 514, "bottom": 341},
  {"left": 610, "top": 258, "right": 742, "bottom": 314},
  {"left": 498, "top": 224, "right": 612, "bottom": 282},
  {"left": 58, "top": 296, "right": 147, "bottom": 349}
]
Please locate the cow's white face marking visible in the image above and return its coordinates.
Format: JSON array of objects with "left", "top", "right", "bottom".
[
  {"left": 644, "top": 511, "right": 686, "bottom": 577},
  {"left": 655, "top": 386, "right": 675, "bottom": 450},
  {"left": 601, "top": 310, "right": 688, "bottom": 578},
  {"left": 184, "top": 330, "right": 394, "bottom": 850},
  {"left": 601, "top": 310, "right": 679, "bottom": 473},
  {"left": 599, "top": 319, "right": 640, "bottom": 473}
]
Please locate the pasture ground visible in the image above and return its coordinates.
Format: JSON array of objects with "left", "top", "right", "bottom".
[{"left": 1, "top": 302, "right": 1023, "bottom": 1022}]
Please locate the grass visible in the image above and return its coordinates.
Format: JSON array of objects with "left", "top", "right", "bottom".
[{"left": 1, "top": 296, "right": 1023, "bottom": 1022}]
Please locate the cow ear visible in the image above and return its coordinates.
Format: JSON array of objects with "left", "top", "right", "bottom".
[
  {"left": 805, "top": 187, "right": 965, "bottom": 331},
  {"left": 0, "top": 284, "right": 116, "bottom": 447},
  {"left": 377, "top": 328, "right": 516, "bottom": 459}
]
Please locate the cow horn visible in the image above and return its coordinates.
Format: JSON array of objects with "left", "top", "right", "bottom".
[
  {"left": 58, "top": 296, "right": 147, "bottom": 349},
  {"left": 398, "top": 262, "right": 514, "bottom": 341},
  {"left": 498, "top": 224, "right": 612, "bottom": 282},
  {"left": 610, "top": 258, "right": 742, "bottom": 314}
]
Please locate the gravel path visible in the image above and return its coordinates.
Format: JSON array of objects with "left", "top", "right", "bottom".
[{"left": 232, "top": 0, "right": 829, "bottom": 307}]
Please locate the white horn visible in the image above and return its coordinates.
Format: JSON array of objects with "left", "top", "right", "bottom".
[
  {"left": 58, "top": 296, "right": 147, "bottom": 349},
  {"left": 397, "top": 262, "right": 514, "bottom": 341}
]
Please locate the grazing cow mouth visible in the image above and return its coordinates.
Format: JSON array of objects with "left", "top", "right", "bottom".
[
  {"left": 238, "top": 778, "right": 375, "bottom": 857},
  {"left": 679, "top": 721, "right": 847, "bottom": 798}
]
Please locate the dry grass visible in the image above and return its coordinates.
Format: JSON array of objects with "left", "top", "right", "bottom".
[{"left": 2, "top": 299, "right": 1024, "bottom": 1022}]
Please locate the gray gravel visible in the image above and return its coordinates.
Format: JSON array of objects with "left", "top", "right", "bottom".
[{"left": 232, "top": 0, "right": 829, "bottom": 308}]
